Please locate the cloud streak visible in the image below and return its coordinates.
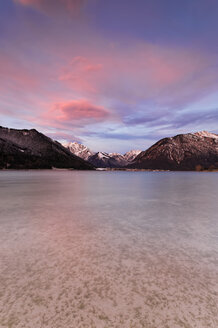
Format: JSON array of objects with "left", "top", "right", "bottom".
[
  {"left": 43, "top": 99, "right": 111, "bottom": 129},
  {"left": 59, "top": 44, "right": 218, "bottom": 110},
  {"left": 14, "top": 0, "right": 87, "bottom": 15},
  {"left": 0, "top": 52, "right": 38, "bottom": 92},
  {"left": 1, "top": 0, "right": 218, "bottom": 152}
]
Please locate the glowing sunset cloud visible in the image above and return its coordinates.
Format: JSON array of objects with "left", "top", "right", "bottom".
[
  {"left": 14, "top": 0, "right": 87, "bottom": 15},
  {"left": 51, "top": 99, "right": 110, "bottom": 124},
  {"left": 59, "top": 46, "right": 213, "bottom": 105},
  {"left": 1, "top": 0, "right": 218, "bottom": 152}
]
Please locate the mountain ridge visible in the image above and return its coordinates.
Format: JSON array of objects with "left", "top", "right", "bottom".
[
  {"left": 0, "top": 126, "right": 94, "bottom": 170},
  {"left": 129, "top": 131, "right": 218, "bottom": 170},
  {"left": 63, "top": 141, "right": 141, "bottom": 168},
  {"left": 1, "top": 127, "right": 218, "bottom": 170}
]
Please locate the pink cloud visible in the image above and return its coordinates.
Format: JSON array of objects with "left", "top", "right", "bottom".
[
  {"left": 59, "top": 57, "right": 103, "bottom": 93},
  {"left": 1, "top": 28, "right": 218, "bottom": 134},
  {"left": 0, "top": 53, "right": 38, "bottom": 92},
  {"left": 47, "top": 131, "right": 81, "bottom": 142},
  {"left": 15, "top": 0, "right": 87, "bottom": 15},
  {"left": 49, "top": 99, "right": 110, "bottom": 125},
  {"left": 59, "top": 44, "right": 214, "bottom": 107}
]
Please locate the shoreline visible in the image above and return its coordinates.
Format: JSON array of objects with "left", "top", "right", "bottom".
[{"left": 0, "top": 168, "right": 218, "bottom": 172}]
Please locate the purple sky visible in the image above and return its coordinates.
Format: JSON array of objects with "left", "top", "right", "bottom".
[{"left": 0, "top": 0, "right": 218, "bottom": 153}]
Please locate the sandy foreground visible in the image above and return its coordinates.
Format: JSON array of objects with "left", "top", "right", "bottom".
[{"left": 0, "top": 171, "right": 218, "bottom": 328}]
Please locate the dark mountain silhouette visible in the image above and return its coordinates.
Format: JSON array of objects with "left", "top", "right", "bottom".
[
  {"left": 0, "top": 126, "right": 94, "bottom": 170},
  {"left": 128, "top": 131, "right": 218, "bottom": 170},
  {"left": 1, "top": 127, "right": 218, "bottom": 170}
]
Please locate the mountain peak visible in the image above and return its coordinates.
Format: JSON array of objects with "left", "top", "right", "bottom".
[
  {"left": 193, "top": 131, "right": 218, "bottom": 139},
  {"left": 124, "top": 150, "right": 142, "bottom": 161},
  {"left": 63, "top": 141, "right": 95, "bottom": 161},
  {"left": 128, "top": 131, "right": 218, "bottom": 170},
  {"left": 0, "top": 126, "right": 94, "bottom": 170},
  {"left": 64, "top": 142, "right": 141, "bottom": 168}
]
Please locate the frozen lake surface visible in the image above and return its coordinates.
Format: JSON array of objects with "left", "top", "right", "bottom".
[{"left": 0, "top": 170, "right": 218, "bottom": 328}]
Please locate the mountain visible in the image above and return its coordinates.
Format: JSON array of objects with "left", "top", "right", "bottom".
[
  {"left": 88, "top": 152, "right": 126, "bottom": 168},
  {"left": 63, "top": 141, "right": 141, "bottom": 168},
  {"left": 194, "top": 131, "right": 218, "bottom": 139},
  {"left": 123, "top": 150, "right": 142, "bottom": 162},
  {"left": 0, "top": 126, "right": 94, "bottom": 170},
  {"left": 129, "top": 131, "right": 218, "bottom": 170},
  {"left": 63, "top": 142, "right": 95, "bottom": 161},
  {"left": 2, "top": 127, "right": 217, "bottom": 170},
  {"left": 108, "top": 153, "right": 129, "bottom": 167}
]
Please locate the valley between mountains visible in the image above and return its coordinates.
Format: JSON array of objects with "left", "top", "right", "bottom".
[{"left": 0, "top": 126, "right": 218, "bottom": 171}]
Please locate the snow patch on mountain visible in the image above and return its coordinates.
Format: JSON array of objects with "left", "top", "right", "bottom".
[
  {"left": 63, "top": 142, "right": 95, "bottom": 161},
  {"left": 124, "top": 150, "right": 142, "bottom": 161},
  {"left": 63, "top": 141, "right": 142, "bottom": 168},
  {"left": 193, "top": 131, "right": 218, "bottom": 139},
  {"left": 96, "top": 152, "right": 111, "bottom": 159}
]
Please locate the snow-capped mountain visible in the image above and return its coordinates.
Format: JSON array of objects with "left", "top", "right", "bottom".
[
  {"left": 63, "top": 142, "right": 95, "bottom": 161},
  {"left": 193, "top": 131, "right": 218, "bottom": 139},
  {"left": 88, "top": 152, "right": 127, "bottom": 168},
  {"left": 63, "top": 142, "right": 141, "bottom": 168},
  {"left": 123, "top": 150, "right": 142, "bottom": 162},
  {"left": 88, "top": 152, "right": 117, "bottom": 168},
  {"left": 1, "top": 126, "right": 217, "bottom": 170},
  {"left": 128, "top": 131, "right": 218, "bottom": 170}
]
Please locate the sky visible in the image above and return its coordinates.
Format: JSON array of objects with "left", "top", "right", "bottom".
[{"left": 0, "top": 0, "right": 218, "bottom": 153}]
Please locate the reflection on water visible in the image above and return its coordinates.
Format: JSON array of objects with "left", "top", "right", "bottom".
[{"left": 0, "top": 171, "right": 218, "bottom": 328}]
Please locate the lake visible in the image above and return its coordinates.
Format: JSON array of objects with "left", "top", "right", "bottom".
[{"left": 0, "top": 171, "right": 218, "bottom": 328}]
